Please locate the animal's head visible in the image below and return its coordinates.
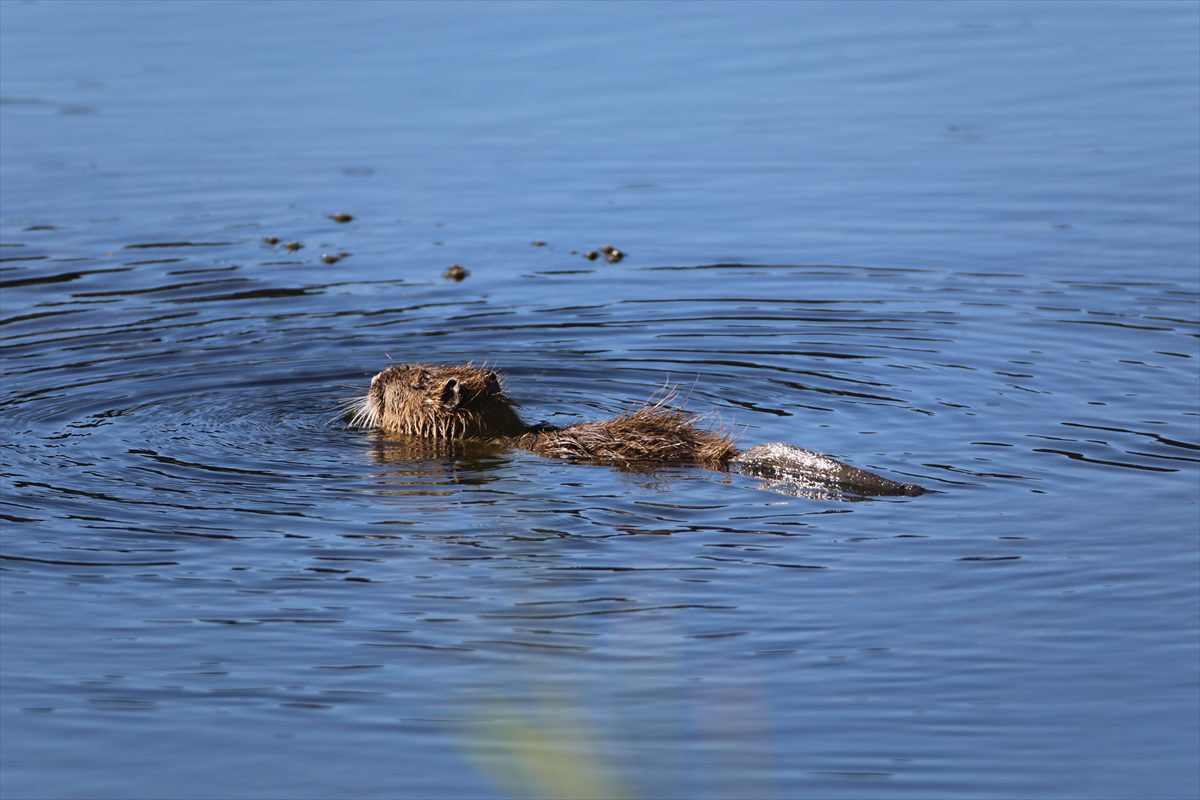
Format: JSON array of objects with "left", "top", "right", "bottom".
[{"left": 351, "top": 363, "right": 525, "bottom": 438}]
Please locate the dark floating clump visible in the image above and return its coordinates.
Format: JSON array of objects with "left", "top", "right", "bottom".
[
  {"left": 321, "top": 252, "right": 351, "bottom": 265},
  {"left": 23, "top": 225, "right": 60, "bottom": 231},
  {"left": 582, "top": 245, "right": 627, "bottom": 263},
  {"left": 530, "top": 240, "right": 546, "bottom": 247},
  {"left": 603, "top": 245, "right": 626, "bottom": 264},
  {"left": 262, "top": 236, "right": 280, "bottom": 246},
  {"left": 329, "top": 213, "right": 354, "bottom": 223},
  {"left": 443, "top": 264, "right": 469, "bottom": 281},
  {"left": 284, "top": 241, "right": 304, "bottom": 252}
]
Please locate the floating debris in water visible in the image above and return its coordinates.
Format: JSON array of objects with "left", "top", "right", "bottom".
[
  {"left": 329, "top": 213, "right": 354, "bottom": 223},
  {"left": 262, "top": 236, "right": 280, "bottom": 245},
  {"left": 443, "top": 264, "right": 469, "bottom": 281},
  {"left": 583, "top": 245, "right": 626, "bottom": 263},
  {"left": 23, "top": 225, "right": 60, "bottom": 231},
  {"left": 321, "top": 252, "right": 351, "bottom": 265},
  {"left": 284, "top": 241, "right": 304, "bottom": 252},
  {"left": 530, "top": 240, "right": 546, "bottom": 247}
]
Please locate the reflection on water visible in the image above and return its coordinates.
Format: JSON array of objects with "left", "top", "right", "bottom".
[
  {"left": 2, "top": 1, "right": 1198, "bottom": 799},
  {"left": 467, "top": 696, "right": 633, "bottom": 800}
]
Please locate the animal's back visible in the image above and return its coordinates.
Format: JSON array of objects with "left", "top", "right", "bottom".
[{"left": 517, "top": 405, "right": 736, "bottom": 468}]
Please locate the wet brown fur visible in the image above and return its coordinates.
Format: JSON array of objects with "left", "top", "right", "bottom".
[
  {"left": 513, "top": 402, "right": 735, "bottom": 468},
  {"left": 352, "top": 363, "right": 735, "bottom": 468},
  {"left": 353, "top": 363, "right": 526, "bottom": 439}
]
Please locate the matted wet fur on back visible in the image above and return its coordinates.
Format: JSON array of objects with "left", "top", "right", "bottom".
[{"left": 516, "top": 400, "right": 734, "bottom": 468}]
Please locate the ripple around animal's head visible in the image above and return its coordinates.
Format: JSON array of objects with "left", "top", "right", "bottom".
[{"left": 0, "top": 364, "right": 386, "bottom": 535}]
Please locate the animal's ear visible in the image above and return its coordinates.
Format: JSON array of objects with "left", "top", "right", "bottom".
[
  {"left": 439, "top": 378, "right": 461, "bottom": 409},
  {"left": 484, "top": 371, "right": 502, "bottom": 393}
]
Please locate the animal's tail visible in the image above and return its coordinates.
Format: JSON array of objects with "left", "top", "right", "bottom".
[{"left": 732, "top": 443, "right": 925, "bottom": 497}]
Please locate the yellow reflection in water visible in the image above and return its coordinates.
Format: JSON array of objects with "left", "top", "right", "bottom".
[{"left": 465, "top": 697, "right": 632, "bottom": 800}]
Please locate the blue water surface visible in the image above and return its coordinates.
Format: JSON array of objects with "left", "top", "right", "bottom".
[{"left": 1, "top": 2, "right": 1198, "bottom": 799}]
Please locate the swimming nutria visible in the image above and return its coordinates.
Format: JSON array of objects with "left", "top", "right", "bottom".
[{"left": 350, "top": 363, "right": 925, "bottom": 496}]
